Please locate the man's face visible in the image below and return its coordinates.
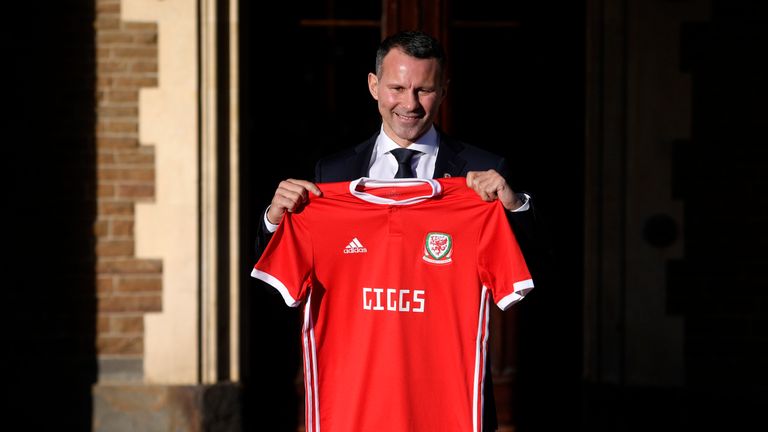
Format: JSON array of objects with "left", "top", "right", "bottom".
[{"left": 368, "top": 48, "right": 447, "bottom": 147}]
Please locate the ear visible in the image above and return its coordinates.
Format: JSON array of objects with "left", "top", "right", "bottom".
[{"left": 367, "top": 73, "right": 379, "bottom": 100}]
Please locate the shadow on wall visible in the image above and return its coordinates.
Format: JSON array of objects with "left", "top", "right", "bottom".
[{"left": 6, "top": 2, "right": 97, "bottom": 430}]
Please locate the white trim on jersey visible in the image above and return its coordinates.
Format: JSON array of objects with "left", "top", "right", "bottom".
[
  {"left": 497, "top": 278, "right": 535, "bottom": 310},
  {"left": 302, "top": 299, "right": 312, "bottom": 432},
  {"left": 349, "top": 177, "right": 442, "bottom": 205},
  {"left": 303, "top": 292, "right": 321, "bottom": 432},
  {"left": 481, "top": 294, "right": 491, "bottom": 432},
  {"left": 251, "top": 269, "right": 300, "bottom": 307},
  {"left": 473, "top": 286, "right": 491, "bottom": 432}
]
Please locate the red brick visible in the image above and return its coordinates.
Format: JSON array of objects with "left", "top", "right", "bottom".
[
  {"left": 97, "top": 335, "right": 143, "bottom": 355},
  {"left": 95, "top": 17, "right": 120, "bottom": 31},
  {"left": 98, "top": 294, "right": 162, "bottom": 313},
  {"left": 97, "top": 137, "right": 138, "bottom": 149},
  {"left": 104, "top": 121, "right": 138, "bottom": 133},
  {"left": 98, "top": 106, "right": 138, "bottom": 117},
  {"left": 97, "top": 31, "right": 132, "bottom": 44},
  {"left": 98, "top": 152, "right": 116, "bottom": 164},
  {"left": 97, "top": 240, "right": 135, "bottom": 257},
  {"left": 96, "top": 76, "right": 113, "bottom": 87},
  {"left": 116, "top": 276, "right": 161, "bottom": 293},
  {"left": 94, "top": 220, "right": 110, "bottom": 236},
  {"left": 98, "top": 184, "right": 116, "bottom": 198},
  {"left": 97, "top": 47, "right": 111, "bottom": 59},
  {"left": 130, "top": 62, "right": 158, "bottom": 73},
  {"left": 99, "top": 201, "right": 133, "bottom": 216},
  {"left": 98, "top": 168, "right": 154, "bottom": 182},
  {"left": 97, "top": 276, "right": 114, "bottom": 293},
  {"left": 114, "top": 47, "right": 157, "bottom": 58},
  {"left": 97, "top": 61, "right": 127, "bottom": 73},
  {"left": 97, "top": 314, "right": 111, "bottom": 333},
  {"left": 132, "top": 32, "right": 158, "bottom": 44},
  {"left": 113, "top": 77, "right": 157, "bottom": 88},
  {"left": 111, "top": 315, "right": 144, "bottom": 334},
  {"left": 97, "top": 259, "right": 162, "bottom": 274},
  {"left": 96, "top": 1, "right": 120, "bottom": 14},
  {"left": 117, "top": 184, "right": 154, "bottom": 199},
  {"left": 124, "top": 22, "right": 156, "bottom": 31},
  {"left": 106, "top": 90, "right": 138, "bottom": 103},
  {"left": 114, "top": 149, "right": 154, "bottom": 164},
  {"left": 111, "top": 220, "right": 134, "bottom": 236}
]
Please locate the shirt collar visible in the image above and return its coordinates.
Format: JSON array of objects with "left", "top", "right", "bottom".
[{"left": 375, "top": 125, "right": 439, "bottom": 157}]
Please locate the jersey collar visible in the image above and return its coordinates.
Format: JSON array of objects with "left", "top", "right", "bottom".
[{"left": 349, "top": 177, "right": 442, "bottom": 205}]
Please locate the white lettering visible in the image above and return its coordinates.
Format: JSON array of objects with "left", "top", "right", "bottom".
[
  {"left": 362, "top": 287, "right": 425, "bottom": 313},
  {"left": 387, "top": 288, "right": 397, "bottom": 311},
  {"left": 398, "top": 290, "right": 410, "bottom": 312},
  {"left": 413, "top": 290, "right": 425, "bottom": 313},
  {"left": 372, "top": 288, "right": 385, "bottom": 310},
  {"left": 343, "top": 247, "right": 367, "bottom": 254}
]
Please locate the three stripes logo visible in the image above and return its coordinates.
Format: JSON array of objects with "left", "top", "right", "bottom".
[{"left": 343, "top": 237, "right": 368, "bottom": 254}]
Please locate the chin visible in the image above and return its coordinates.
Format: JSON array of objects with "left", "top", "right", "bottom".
[{"left": 393, "top": 126, "right": 426, "bottom": 142}]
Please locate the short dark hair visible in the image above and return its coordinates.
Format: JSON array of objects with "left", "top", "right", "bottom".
[{"left": 375, "top": 30, "right": 447, "bottom": 78}]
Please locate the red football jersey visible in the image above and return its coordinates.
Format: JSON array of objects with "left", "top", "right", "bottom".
[{"left": 252, "top": 177, "right": 534, "bottom": 432}]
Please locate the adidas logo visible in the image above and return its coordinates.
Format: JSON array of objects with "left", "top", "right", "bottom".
[{"left": 343, "top": 237, "right": 368, "bottom": 254}]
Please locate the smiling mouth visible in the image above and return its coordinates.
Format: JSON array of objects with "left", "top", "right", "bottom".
[{"left": 395, "top": 112, "right": 423, "bottom": 121}]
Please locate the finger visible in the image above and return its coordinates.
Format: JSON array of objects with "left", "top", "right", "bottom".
[
  {"left": 266, "top": 195, "right": 293, "bottom": 225},
  {"left": 278, "top": 182, "right": 318, "bottom": 209},
  {"left": 467, "top": 172, "right": 487, "bottom": 191},
  {"left": 286, "top": 179, "right": 322, "bottom": 196},
  {"left": 270, "top": 195, "right": 296, "bottom": 214},
  {"left": 466, "top": 171, "right": 479, "bottom": 188},
  {"left": 279, "top": 180, "right": 310, "bottom": 200},
  {"left": 275, "top": 188, "right": 309, "bottom": 211}
]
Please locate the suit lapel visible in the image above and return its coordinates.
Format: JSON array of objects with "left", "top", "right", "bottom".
[
  {"left": 354, "top": 136, "right": 376, "bottom": 178},
  {"left": 333, "top": 134, "right": 375, "bottom": 181},
  {"left": 433, "top": 132, "right": 467, "bottom": 179}
]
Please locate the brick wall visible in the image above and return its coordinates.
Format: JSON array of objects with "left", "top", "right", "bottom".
[{"left": 94, "top": 0, "right": 161, "bottom": 378}]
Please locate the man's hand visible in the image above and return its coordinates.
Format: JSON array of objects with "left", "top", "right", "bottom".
[
  {"left": 266, "top": 179, "right": 322, "bottom": 225},
  {"left": 466, "top": 170, "right": 522, "bottom": 211}
]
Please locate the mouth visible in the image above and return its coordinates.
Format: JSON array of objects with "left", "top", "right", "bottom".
[{"left": 394, "top": 112, "right": 423, "bottom": 122}]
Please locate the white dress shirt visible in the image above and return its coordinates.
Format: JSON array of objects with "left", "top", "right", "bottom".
[{"left": 368, "top": 125, "right": 440, "bottom": 179}]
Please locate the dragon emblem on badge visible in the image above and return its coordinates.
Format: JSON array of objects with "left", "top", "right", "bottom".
[{"left": 423, "top": 232, "right": 453, "bottom": 264}]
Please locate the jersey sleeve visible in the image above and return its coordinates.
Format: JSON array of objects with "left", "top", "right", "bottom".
[
  {"left": 251, "top": 212, "right": 313, "bottom": 307},
  {"left": 477, "top": 202, "right": 534, "bottom": 310}
]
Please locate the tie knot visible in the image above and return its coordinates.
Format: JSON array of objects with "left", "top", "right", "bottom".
[
  {"left": 390, "top": 148, "right": 420, "bottom": 178},
  {"left": 390, "top": 148, "right": 419, "bottom": 164}
]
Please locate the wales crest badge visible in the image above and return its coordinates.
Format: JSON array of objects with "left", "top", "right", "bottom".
[{"left": 423, "top": 232, "right": 453, "bottom": 264}]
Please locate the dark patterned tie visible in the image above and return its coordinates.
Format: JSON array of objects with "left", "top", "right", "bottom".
[{"left": 390, "top": 148, "right": 420, "bottom": 178}]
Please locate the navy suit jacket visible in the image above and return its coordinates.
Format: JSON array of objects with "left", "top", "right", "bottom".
[
  {"left": 315, "top": 130, "right": 511, "bottom": 182},
  {"left": 258, "top": 130, "right": 538, "bottom": 251}
]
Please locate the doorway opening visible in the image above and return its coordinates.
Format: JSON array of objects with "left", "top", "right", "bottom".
[{"left": 239, "top": 2, "right": 585, "bottom": 430}]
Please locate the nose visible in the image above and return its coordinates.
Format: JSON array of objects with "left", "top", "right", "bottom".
[{"left": 401, "top": 90, "right": 421, "bottom": 111}]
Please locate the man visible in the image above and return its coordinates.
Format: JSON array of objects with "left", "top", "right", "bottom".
[
  {"left": 256, "top": 30, "right": 541, "bottom": 432},
  {"left": 259, "top": 30, "right": 534, "bottom": 249}
]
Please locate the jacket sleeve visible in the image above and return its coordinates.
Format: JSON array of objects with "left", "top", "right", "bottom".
[
  {"left": 495, "top": 157, "right": 555, "bottom": 286},
  {"left": 254, "top": 206, "right": 275, "bottom": 260}
]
